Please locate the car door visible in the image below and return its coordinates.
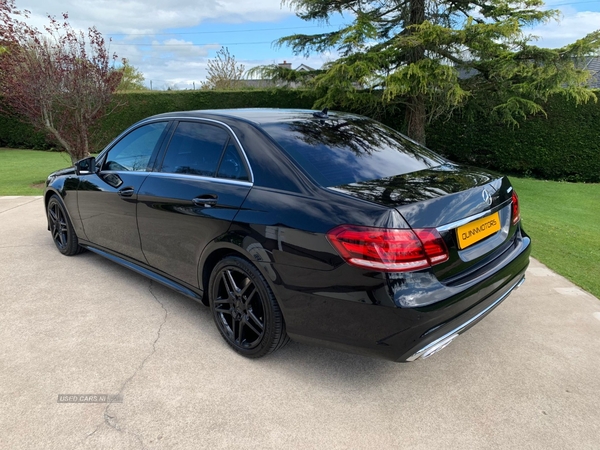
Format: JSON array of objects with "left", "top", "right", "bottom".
[
  {"left": 77, "top": 121, "right": 171, "bottom": 262},
  {"left": 136, "top": 120, "right": 252, "bottom": 287}
]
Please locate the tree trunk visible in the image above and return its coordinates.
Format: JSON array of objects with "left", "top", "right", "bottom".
[
  {"left": 405, "top": 0, "right": 427, "bottom": 144},
  {"left": 406, "top": 94, "right": 427, "bottom": 145},
  {"left": 42, "top": 106, "right": 79, "bottom": 162}
]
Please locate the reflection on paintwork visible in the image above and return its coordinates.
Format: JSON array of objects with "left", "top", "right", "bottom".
[
  {"left": 101, "top": 173, "right": 123, "bottom": 188},
  {"left": 244, "top": 240, "right": 277, "bottom": 281},
  {"left": 388, "top": 272, "right": 447, "bottom": 307},
  {"left": 332, "top": 164, "right": 495, "bottom": 207},
  {"left": 330, "top": 165, "right": 509, "bottom": 229}
]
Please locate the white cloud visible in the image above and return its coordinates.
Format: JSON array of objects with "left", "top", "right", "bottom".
[
  {"left": 142, "top": 52, "right": 334, "bottom": 90},
  {"left": 529, "top": 10, "right": 600, "bottom": 48},
  {"left": 16, "top": 0, "right": 301, "bottom": 88},
  {"left": 21, "top": 0, "right": 294, "bottom": 34},
  {"left": 121, "top": 41, "right": 220, "bottom": 89}
]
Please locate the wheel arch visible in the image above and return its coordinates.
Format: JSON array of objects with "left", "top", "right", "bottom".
[
  {"left": 44, "top": 187, "right": 63, "bottom": 208},
  {"left": 198, "top": 235, "right": 280, "bottom": 308},
  {"left": 44, "top": 188, "right": 73, "bottom": 229}
]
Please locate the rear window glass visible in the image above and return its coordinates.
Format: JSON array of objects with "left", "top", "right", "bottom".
[{"left": 261, "top": 117, "right": 446, "bottom": 187}]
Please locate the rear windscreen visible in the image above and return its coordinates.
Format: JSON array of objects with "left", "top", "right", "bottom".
[{"left": 261, "top": 117, "right": 446, "bottom": 187}]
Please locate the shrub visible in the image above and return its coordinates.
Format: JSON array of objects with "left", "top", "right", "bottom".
[{"left": 427, "top": 94, "right": 600, "bottom": 183}]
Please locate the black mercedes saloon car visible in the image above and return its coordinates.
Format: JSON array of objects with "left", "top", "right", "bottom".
[{"left": 44, "top": 108, "right": 531, "bottom": 362}]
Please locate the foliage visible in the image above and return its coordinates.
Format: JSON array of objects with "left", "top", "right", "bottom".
[
  {"left": 0, "top": 109, "right": 51, "bottom": 149},
  {"left": 511, "top": 177, "right": 600, "bottom": 299},
  {"left": 117, "top": 59, "right": 146, "bottom": 91},
  {"left": 246, "top": 63, "right": 323, "bottom": 88},
  {"left": 0, "top": 0, "right": 121, "bottom": 163},
  {"left": 202, "top": 47, "right": 246, "bottom": 90},
  {"left": 273, "top": 0, "right": 600, "bottom": 143},
  {"left": 1, "top": 89, "right": 598, "bottom": 182},
  {"left": 427, "top": 93, "right": 600, "bottom": 183},
  {"left": 0, "top": 89, "right": 317, "bottom": 150}
]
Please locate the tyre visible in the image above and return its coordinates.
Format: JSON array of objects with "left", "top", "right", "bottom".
[
  {"left": 209, "top": 256, "right": 289, "bottom": 358},
  {"left": 47, "top": 195, "right": 84, "bottom": 256}
]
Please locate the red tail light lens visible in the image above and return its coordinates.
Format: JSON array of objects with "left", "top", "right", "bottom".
[
  {"left": 413, "top": 229, "right": 450, "bottom": 265},
  {"left": 326, "top": 225, "right": 449, "bottom": 272},
  {"left": 511, "top": 191, "right": 520, "bottom": 226}
]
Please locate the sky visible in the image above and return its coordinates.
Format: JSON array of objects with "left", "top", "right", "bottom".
[{"left": 17, "top": 0, "right": 600, "bottom": 90}]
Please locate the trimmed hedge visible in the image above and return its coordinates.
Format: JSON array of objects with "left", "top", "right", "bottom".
[
  {"left": 1, "top": 89, "right": 599, "bottom": 182},
  {"left": 0, "top": 112, "right": 50, "bottom": 150},
  {"left": 427, "top": 94, "right": 600, "bottom": 183},
  {"left": 0, "top": 89, "right": 318, "bottom": 151},
  {"left": 96, "top": 89, "right": 319, "bottom": 150}
]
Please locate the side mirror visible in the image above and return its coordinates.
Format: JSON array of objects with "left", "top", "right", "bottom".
[{"left": 75, "top": 156, "right": 96, "bottom": 175}]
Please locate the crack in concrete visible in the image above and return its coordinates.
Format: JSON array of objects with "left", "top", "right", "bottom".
[
  {"left": 82, "top": 280, "right": 168, "bottom": 449},
  {"left": 0, "top": 244, "right": 54, "bottom": 248},
  {"left": 0, "top": 197, "right": 42, "bottom": 215}
]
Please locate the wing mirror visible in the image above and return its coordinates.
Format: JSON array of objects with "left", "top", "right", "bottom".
[{"left": 75, "top": 156, "right": 97, "bottom": 175}]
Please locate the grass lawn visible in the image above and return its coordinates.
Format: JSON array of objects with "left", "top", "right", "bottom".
[
  {"left": 510, "top": 177, "right": 600, "bottom": 299},
  {"left": 0, "top": 148, "right": 597, "bottom": 298},
  {"left": 0, "top": 148, "right": 73, "bottom": 195}
]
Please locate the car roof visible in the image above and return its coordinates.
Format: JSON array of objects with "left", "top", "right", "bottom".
[{"left": 148, "top": 108, "right": 358, "bottom": 125}]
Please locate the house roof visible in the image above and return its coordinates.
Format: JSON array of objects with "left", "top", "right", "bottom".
[
  {"left": 295, "top": 64, "right": 316, "bottom": 72},
  {"left": 581, "top": 56, "right": 600, "bottom": 89}
]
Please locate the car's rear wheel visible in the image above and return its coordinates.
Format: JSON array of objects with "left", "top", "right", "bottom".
[
  {"left": 209, "top": 256, "right": 289, "bottom": 358},
  {"left": 47, "top": 195, "right": 84, "bottom": 256}
]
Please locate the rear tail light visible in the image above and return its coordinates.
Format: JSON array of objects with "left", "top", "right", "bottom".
[
  {"left": 511, "top": 191, "right": 520, "bottom": 226},
  {"left": 326, "top": 225, "right": 449, "bottom": 272}
]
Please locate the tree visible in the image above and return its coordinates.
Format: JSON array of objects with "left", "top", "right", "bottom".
[
  {"left": 201, "top": 47, "right": 245, "bottom": 90},
  {"left": 0, "top": 1, "right": 122, "bottom": 162},
  {"left": 117, "top": 59, "right": 146, "bottom": 91},
  {"left": 274, "top": 0, "right": 600, "bottom": 143}
]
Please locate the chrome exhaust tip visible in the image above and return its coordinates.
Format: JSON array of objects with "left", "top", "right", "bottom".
[
  {"left": 420, "top": 333, "right": 459, "bottom": 359},
  {"left": 407, "top": 333, "right": 460, "bottom": 361}
]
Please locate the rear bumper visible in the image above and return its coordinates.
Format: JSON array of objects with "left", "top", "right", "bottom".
[
  {"left": 277, "top": 232, "right": 531, "bottom": 362},
  {"left": 402, "top": 274, "right": 525, "bottom": 361}
]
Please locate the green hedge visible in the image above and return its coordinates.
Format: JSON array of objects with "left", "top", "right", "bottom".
[
  {"left": 0, "top": 89, "right": 318, "bottom": 151},
  {"left": 0, "top": 112, "right": 50, "bottom": 150},
  {"left": 427, "top": 95, "right": 600, "bottom": 183},
  {"left": 1, "top": 89, "right": 599, "bottom": 182},
  {"left": 96, "top": 89, "right": 318, "bottom": 150}
]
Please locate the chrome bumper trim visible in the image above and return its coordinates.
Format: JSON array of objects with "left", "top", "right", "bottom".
[{"left": 406, "top": 275, "right": 526, "bottom": 362}]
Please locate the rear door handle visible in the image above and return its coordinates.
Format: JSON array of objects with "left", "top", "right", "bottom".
[
  {"left": 118, "top": 187, "right": 135, "bottom": 198},
  {"left": 192, "top": 194, "right": 218, "bottom": 207}
]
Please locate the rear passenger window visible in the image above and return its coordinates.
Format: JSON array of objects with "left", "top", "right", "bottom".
[
  {"left": 217, "top": 141, "right": 249, "bottom": 181},
  {"left": 160, "top": 122, "right": 229, "bottom": 176}
]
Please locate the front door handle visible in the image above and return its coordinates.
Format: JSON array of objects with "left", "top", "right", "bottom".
[
  {"left": 118, "top": 187, "right": 135, "bottom": 198},
  {"left": 192, "top": 194, "right": 218, "bottom": 207}
]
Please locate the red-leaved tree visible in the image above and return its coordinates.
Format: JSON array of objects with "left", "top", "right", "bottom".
[{"left": 0, "top": 0, "right": 122, "bottom": 163}]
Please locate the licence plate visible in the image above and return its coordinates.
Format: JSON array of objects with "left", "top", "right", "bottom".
[{"left": 456, "top": 212, "right": 501, "bottom": 249}]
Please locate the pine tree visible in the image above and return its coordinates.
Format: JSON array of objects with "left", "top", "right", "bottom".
[{"left": 276, "top": 0, "right": 600, "bottom": 143}]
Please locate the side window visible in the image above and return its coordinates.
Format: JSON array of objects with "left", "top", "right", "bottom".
[
  {"left": 217, "top": 141, "right": 250, "bottom": 181},
  {"left": 104, "top": 122, "right": 168, "bottom": 171},
  {"left": 160, "top": 122, "right": 229, "bottom": 176}
]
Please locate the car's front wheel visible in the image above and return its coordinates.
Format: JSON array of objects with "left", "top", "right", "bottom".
[
  {"left": 47, "top": 195, "right": 84, "bottom": 256},
  {"left": 209, "top": 256, "right": 289, "bottom": 358}
]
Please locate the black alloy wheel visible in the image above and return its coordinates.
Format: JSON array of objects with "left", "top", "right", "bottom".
[
  {"left": 209, "top": 256, "right": 288, "bottom": 358},
  {"left": 47, "top": 195, "right": 83, "bottom": 256}
]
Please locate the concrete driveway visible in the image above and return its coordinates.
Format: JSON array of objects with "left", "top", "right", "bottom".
[{"left": 1, "top": 195, "right": 599, "bottom": 450}]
